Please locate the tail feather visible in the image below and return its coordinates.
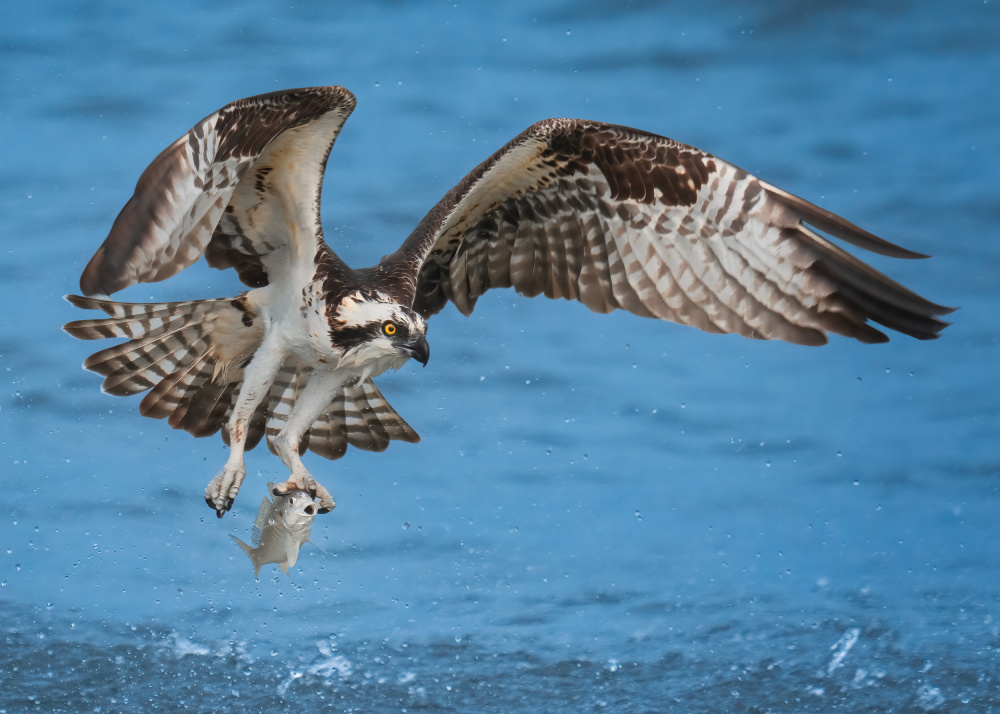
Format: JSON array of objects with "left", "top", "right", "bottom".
[
  {"left": 254, "top": 364, "right": 421, "bottom": 461},
  {"left": 264, "top": 363, "right": 310, "bottom": 456},
  {"left": 308, "top": 389, "right": 348, "bottom": 460},
  {"left": 305, "top": 378, "right": 420, "bottom": 460}
]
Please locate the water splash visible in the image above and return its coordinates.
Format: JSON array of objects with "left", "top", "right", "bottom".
[
  {"left": 915, "top": 684, "right": 946, "bottom": 711},
  {"left": 822, "top": 627, "right": 860, "bottom": 677},
  {"left": 276, "top": 637, "right": 354, "bottom": 697}
]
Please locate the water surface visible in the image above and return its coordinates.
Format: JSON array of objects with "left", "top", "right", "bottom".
[{"left": 1, "top": 1, "right": 998, "bottom": 711}]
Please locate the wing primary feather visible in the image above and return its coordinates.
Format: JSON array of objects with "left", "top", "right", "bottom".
[
  {"left": 762, "top": 182, "right": 930, "bottom": 259},
  {"left": 793, "top": 225, "right": 954, "bottom": 320}
]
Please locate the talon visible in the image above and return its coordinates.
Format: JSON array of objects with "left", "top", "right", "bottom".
[
  {"left": 316, "top": 493, "right": 336, "bottom": 513},
  {"left": 206, "top": 496, "right": 226, "bottom": 517},
  {"left": 205, "top": 463, "right": 247, "bottom": 517},
  {"left": 272, "top": 472, "right": 333, "bottom": 513}
]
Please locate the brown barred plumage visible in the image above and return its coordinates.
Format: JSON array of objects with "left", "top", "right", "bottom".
[
  {"left": 65, "top": 295, "right": 419, "bottom": 460},
  {"left": 395, "top": 121, "right": 951, "bottom": 345},
  {"left": 66, "top": 86, "right": 951, "bottom": 520}
]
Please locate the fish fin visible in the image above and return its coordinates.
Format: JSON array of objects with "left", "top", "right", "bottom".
[
  {"left": 285, "top": 543, "right": 300, "bottom": 570},
  {"left": 251, "top": 496, "right": 272, "bottom": 547},
  {"left": 278, "top": 561, "right": 290, "bottom": 576}
]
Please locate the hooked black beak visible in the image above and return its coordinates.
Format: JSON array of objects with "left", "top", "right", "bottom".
[{"left": 404, "top": 334, "right": 430, "bottom": 367}]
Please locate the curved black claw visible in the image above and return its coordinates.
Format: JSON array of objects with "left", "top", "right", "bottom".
[
  {"left": 205, "top": 496, "right": 233, "bottom": 518},
  {"left": 317, "top": 507, "right": 333, "bottom": 515},
  {"left": 270, "top": 483, "right": 318, "bottom": 499}
]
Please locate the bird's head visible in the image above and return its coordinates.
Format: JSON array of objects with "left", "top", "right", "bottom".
[{"left": 328, "top": 290, "right": 430, "bottom": 372}]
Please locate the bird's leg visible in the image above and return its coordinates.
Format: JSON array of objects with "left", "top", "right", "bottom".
[
  {"left": 204, "top": 334, "right": 285, "bottom": 517},
  {"left": 270, "top": 371, "right": 346, "bottom": 514}
]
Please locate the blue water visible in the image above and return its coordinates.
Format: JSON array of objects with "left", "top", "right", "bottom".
[{"left": 2, "top": 1, "right": 999, "bottom": 710}]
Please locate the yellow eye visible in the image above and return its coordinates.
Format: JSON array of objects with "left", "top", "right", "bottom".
[{"left": 383, "top": 322, "right": 397, "bottom": 336}]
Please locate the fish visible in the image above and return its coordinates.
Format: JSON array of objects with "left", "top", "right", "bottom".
[{"left": 231, "top": 482, "right": 318, "bottom": 578}]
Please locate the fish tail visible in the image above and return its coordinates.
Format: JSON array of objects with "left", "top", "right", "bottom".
[{"left": 230, "top": 535, "right": 262, "bottom": 579}]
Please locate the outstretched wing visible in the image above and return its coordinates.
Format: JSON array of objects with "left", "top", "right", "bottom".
[
  {"left": 385, "top": 119, "right": 951, "bottom": 345},
  {"left": 80, "top": 86, "right": 357, "bottom": 296}
]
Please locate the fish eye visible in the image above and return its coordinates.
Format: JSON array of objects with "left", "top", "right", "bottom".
[{"left": 382, "top": 321, "right": 397, "bottom": 336}]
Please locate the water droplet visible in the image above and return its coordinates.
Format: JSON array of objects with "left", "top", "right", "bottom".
[{"left": 634, "top": 510, "right": 642, "bottom": 522}]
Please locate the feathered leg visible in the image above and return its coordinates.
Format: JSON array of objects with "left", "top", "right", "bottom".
[
  {"left": 204, "top": 330, "right": 287, "bottom": 517},
  {"left": 269, "top": 370, "right": 346, "bottom": 513}
]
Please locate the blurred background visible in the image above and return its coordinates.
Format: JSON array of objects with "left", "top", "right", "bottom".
[{"left": 1, "top": 1, "right": 997, "bottom": 710}]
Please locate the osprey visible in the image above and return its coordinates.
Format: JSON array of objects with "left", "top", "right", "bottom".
[{"left": 64, "top": 86, "right": 951, "bottom": 517}]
